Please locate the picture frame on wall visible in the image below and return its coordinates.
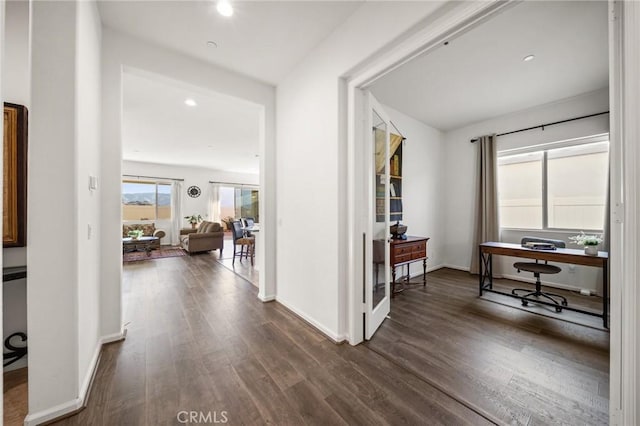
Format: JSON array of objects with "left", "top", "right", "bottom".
[{"left": 3, "top": 103, "right": 28, "bottom": 248}]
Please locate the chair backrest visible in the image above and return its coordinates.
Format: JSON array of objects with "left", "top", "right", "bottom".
[
  {"left": 231, "top": 220, "right": 244, "bottom": 241},
  {"left": 243, "top": 217, "right": 255, "bottom": 228},
  {"left": 521, "top": 236, "right": 566, "bottom": 248}
]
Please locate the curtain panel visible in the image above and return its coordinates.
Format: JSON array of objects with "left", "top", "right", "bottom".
[
  {"left": 469, "top": 134, "right": 500, "bottom": 275},
  {"left": 170, "top": 181, "right": 183, "bottom": 245}
]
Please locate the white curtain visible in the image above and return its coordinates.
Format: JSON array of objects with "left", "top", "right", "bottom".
[
  {"left": 209, "top": 183, "right": 221, "bottom": 223},
  {"left": 171, "top": 181, "right": 183, "bottom": 245}
]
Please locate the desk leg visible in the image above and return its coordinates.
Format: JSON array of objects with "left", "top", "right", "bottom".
[
  {"left": 479, "top": 250, "right": 492, "bottom": 296},
  {"left": 603, "top": 261, "right": 608, "bottom": 328},
  {"left": 423, "top": 258, "right": 427, "bottom": 287}
]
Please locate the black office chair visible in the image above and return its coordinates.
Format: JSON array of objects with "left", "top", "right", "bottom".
[{"left": 512, "top": 237, "right": 568, "bottom": 312}]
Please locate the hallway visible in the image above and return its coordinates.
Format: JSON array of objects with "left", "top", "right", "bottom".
[{"left": 54, "top": 256, "right": 489, "bottom": 425}]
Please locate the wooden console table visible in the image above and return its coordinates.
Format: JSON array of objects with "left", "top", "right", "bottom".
[
  {"left": 479, "top": 242, "right": 608, "bottom": 328},
  {"left": 374, "top": 236, "right": 429, "bottom": 297}
]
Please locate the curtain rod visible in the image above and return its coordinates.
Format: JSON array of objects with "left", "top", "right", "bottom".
[
  {"left": 469, "top": 111, "right": 610, "bottom": 143},
  {"left": 123, "top": 174, "right": 184, "bottom": 182},
  {"left": 209, "top": 181, "right": 259, "bottom": 187}
]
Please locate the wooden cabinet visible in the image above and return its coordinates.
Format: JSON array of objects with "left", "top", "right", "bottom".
[{"left": 375, "top": 236, "right": 429, "bottom": 297}]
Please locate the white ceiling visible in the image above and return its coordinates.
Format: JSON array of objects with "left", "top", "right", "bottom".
[
  {"left": 371, "top": 1, "right": 609, "bottom": 131},
  {"left": 99, "top": 1, "right": 362, "bottom": 85},
  {"left": 122, "top": 71, "right": 263, "bottom": 174}
]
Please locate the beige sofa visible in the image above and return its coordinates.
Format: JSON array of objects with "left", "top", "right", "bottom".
[
  {"left": 122, "top": 223, "right": 166, "bottom": 249},
  {"left": 180, "top": 221, "right": 224, "bottom": 255}
]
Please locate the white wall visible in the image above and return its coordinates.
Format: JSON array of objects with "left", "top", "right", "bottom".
[
  {"left": 27, "top": 0, "right": 103, "bottom": 421},
  {"left": 28, "top": 0, "right": 79, "bottom": 414},
  {"left": 384, "top": 105, "right": 446, "bottom": 274},
  {"left": 2, "top": 0, "right": 29, "bottom": 371},
  {"left": 101, "top": 29, "right": 277, "bottom": 338},
  {"left": 122, "top": 160, "right": 258, "bottom": 242},
  {"left": 276, "top": 1, "right": 445, "bottom": 340},
  {"left": 442, "top": 88, "right": 609, "bottom": 294},
  {"left": 75, "top": 0, "right": 102, "bottom": 399}
]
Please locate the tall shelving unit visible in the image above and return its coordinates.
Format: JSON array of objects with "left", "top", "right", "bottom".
[{"left": 376, "top": 138, "right": 403, "bottom": 223}]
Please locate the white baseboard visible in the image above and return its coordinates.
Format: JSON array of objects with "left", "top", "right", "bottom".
[
  {"left": 24, "top": 331, "right": 127, "bottom": 426},
  {"left": 442, "top": 264, "right": 471, "bottom": 272},
  {"left": 258, "top": 293, "right": 276, "bottom": 302},
  {"left": 24, "top": 397, "right": 82, "bottom": 426},
  {"left": 101, "top": 331, "right": 126, "bottom": 345},
  {"left": 275, "top": 297, "right": 346, "bottom": 343}
]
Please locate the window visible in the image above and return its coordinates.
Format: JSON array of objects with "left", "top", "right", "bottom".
[
  {"left": 122, "top": 180, "right": 172, "bottom": 221},
  {"left": 498, "top": 139, "right": 609, "bottom": 231},
  {"left": 219, "top": 186, "right": 259, "bottom": 222}
]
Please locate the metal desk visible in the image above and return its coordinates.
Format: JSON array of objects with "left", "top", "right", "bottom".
[{"left": 479, "top": 242, "right": 608, "bottom": 328}]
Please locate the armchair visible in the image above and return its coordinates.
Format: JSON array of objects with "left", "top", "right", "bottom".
[{"left": 180, "top": 221, "right": 224, "bottom": 255}]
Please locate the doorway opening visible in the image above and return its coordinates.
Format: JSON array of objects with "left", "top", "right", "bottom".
[
  {"left": 349, "top": 1, "right": 613, "bottom": 424},
  {"left": 120, "top": 67, "right": 266, "bottom": 290}
]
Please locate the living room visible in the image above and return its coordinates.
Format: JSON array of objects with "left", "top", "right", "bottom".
[{"left": 120, "top": 70, "right": 262, "bottom": 282}]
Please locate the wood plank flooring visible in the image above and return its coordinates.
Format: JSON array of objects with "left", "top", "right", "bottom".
[
  {"left": 49, "top": 256, "right": 608, "bottom": 425},
  {"left": 367, "top": 268, "right": 609, "bottom": 426},
  {"left": 53, "top": 256, "right": 492, "bottom": 426},
  {"left": 4, "top": 367, "right": 28, "bottom": 426}
]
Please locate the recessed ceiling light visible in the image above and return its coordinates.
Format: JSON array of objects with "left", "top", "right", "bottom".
[
  {"left": 216, "top": 0, "right": 233, "bottom": 17},
  {"left": 207, "top": 41, "right": 218, "bottom": 48},
  {"left": 185, "top": 98, "right": 197, "bottom": 107},
  {"left": 523, "top": 54, "right": 535, "bottom": 62}
]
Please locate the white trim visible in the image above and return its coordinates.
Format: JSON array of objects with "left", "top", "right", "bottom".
[
  {"left": 101, "top": 330, "right": 126, "bottom": 345},
  {"left": 258, "top": 294, "right": 276, "bottom": 302},
  {"left": 24, "top": 332, "right": 126, "bottom": 426},
  {"left": 614, "top": 1, "right": 640, "bottom": 424},
  {"left": 24, "top": 398, "right": 82, "bottom": 426},
  {"left": 78, "top": 342, "right": 101, "bottom": 406},
  {"left": 441, "top": 264, "right": 471, "bottom": 273},
  {"left": 276, "top": 297, "right": 346, "bottom": 343}
]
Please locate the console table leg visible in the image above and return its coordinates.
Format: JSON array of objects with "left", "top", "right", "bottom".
[
  {"left": 423, "top": 259, "right": 427, "bottom": 287},
  {"left": 391, "top": 266, "right": 396, "bottom": 298}
]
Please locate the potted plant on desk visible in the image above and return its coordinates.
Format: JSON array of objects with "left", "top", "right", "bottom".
[{"left": 569, "top": 232, "right": 603, "bottom": 255}]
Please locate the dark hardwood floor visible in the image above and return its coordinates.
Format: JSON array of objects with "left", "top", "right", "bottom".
[
  {"left": 53, "top": 256, "right": 491, "bottom": 425},
  {"left": 368, "top": 268, "right": 609, "bottom": 425},
  {"left": 52, "top": 256, "right": 608, "bottom": 425}
]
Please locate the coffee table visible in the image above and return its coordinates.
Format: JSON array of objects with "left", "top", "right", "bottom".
[{"left": 122, "top": 236, "right": 159, "bottom": 256}]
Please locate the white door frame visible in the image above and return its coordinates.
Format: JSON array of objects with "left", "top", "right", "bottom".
[{"left": 346, "top": 1, "right": 639, "bottom": 423}]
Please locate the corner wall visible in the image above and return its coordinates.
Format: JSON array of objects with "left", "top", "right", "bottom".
[{"left": 276, "top": 2, "right": 445, "bottom": 340}]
